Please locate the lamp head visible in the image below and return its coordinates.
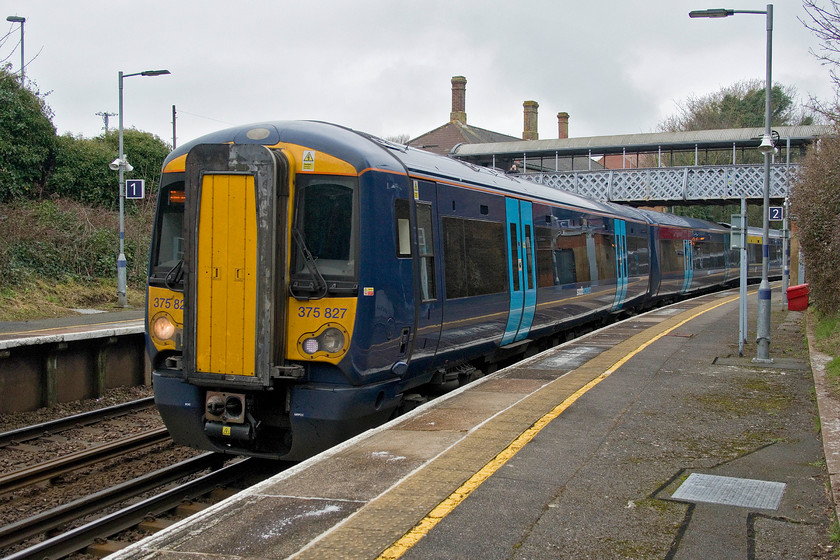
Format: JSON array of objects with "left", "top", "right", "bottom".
[
  {"left": 758, "top": 134, "right": 775, "bottom": 154},
  {"left": 6, "top": 16, "right": 25, "bottom": 23},
  {"left": 689, "top": 8, "right": 734, "bottom": 18}
]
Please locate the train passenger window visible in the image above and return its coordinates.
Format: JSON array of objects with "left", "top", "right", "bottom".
[
  {"left": 524, "top": 224, "right": 534, "bottom": 291},
  {"left": 593, "top": 232, "right": 617, "bottom": 282},
  {"left": 442, "top": 217, "right": 506, "bottom": 299},
  {"left": 536, "top": 224, "right": 585, "bottom": 287},
  {"left": 660, "top": 239, "right": 684, "bottom": 274},
  {"left": 626, "top": 235, "right": 650, "bottom": 276},
  {"left": 509, "top": 224, "right": 520, "bottom": 292},
  {"left": 395, "top": 199, "right": 411, "bottom": 258},
  {"left": 416, "top": 203, "right": 436, "bottom": 301}
]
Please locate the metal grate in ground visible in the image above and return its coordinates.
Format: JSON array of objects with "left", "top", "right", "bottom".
[{"left": 671, "top": 473, "right": 786, "bottom": 510}]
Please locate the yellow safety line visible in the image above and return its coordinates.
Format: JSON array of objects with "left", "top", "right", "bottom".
[{"left": 377, "top": 294, "right": 739, "bottom": 560}]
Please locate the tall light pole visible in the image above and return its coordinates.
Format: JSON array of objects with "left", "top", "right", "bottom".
[
  {"left": 690, "top": 4, "right": 774, "bottom": 363},
  {"left": 6, "top": 16, "right": 25, "bottom": 80},
  {"left": 115, "top": 69, "right": 171, "bottom": 307}
]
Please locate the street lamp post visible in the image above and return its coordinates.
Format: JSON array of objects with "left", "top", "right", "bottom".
[
  {"left": 690, "top": 4, "right": 774, "bottom": 363},
  {"left": 5, "top": 16, "right": 25, "bottom": 80},
  {"left": 116, "top": 69, "right": 170, "bottom": 307}
]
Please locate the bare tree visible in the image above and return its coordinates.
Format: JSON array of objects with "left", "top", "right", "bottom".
[
  {"left": 385, "top": 133, "right": 410, "bottom": 145},
  {"left": 801, "top": 0, "right": 840, "bottom": 120}
]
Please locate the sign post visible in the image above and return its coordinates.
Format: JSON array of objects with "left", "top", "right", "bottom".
[{"left": 732, "top": 201, "right": 748, "bottom": 357}]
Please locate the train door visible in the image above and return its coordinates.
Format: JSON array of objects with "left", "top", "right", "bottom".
[
  {"left": 611, "top": 219, "right": 628, "bottom": 311},
  {"left": 682, "top": 239, "right": 694, "bottom": 293},
  {"left": 183, "top": 143, "right": 288, "bottom": 386},
  {"left": 502, "top": 198, "right": 537, "bottom": 345},
  {"left": 411, "top": 180, "right": 443, "bottom": 364}
]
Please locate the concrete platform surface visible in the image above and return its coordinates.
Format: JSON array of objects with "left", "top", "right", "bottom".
[
  {"left": 107, "top": 289, "right": 836, "bottom": 559},
  {"left": 0, "top": 309, "right": 144, "bottom": 348}
]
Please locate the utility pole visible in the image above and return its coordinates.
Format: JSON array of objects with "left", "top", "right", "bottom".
[{"left": 96, "top": 111, "right": 117, "bottom": 133}]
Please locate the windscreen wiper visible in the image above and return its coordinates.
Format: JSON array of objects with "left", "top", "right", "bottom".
[
  {"left": 164, "top": 259, "right": 185, "bottom": 292},
  {"left": 290, "top": 227, "right": 328, "bottom": 300}
]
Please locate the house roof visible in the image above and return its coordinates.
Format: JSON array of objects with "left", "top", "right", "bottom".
[{"left": 407, "top": 120, "right": 519, "bottom": 156}]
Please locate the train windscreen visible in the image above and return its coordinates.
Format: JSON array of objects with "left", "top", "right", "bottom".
[
  {"left": 290, "top": 175, "right": 358, "bottom": 294},
  {"left": 150, "top": 181, "right": 185, "bottom": 279}
]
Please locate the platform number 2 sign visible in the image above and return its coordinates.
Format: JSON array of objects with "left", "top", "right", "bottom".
[{"left": 769, "top": 206, "right": 784, "bottom": 221}]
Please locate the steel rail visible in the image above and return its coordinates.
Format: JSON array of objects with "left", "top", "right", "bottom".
[
  {"left": 0, "top": 397, "right": 155, "bottom": 448},
  {"left": 4, "top": 458, "right": 258, "bottom": 560},
  {"left": 0, "top": 452, "right": 224, "bottom": 549},
  {"left": 0, "top": 427, "right": 170, "bottom": 495}
]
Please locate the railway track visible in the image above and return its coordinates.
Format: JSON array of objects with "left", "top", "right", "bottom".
[
  {"left": 0, "top": 452, "right": 225, "bottom": 550},
  {"left": 3, "top": 456, "right": 271, "bottom": 560},
  {"left": 0, "top": 397, "right": 156, "bottom": 449},
  {"left": 0, "top": 398, "right": 287, "bottom": 559},
  {"left": 0, "top": 427, "right": 170, "bottom": 495}
]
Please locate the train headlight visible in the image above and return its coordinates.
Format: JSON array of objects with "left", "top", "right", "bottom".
[
  {"left": 320, "top": 328, "right": 345, "bottom": 353},
  {"left": 298, "top": 324, "right": 348, "bottom": 358},
  {"left": 153, "top": 314, "right": 176, "bottom": 340}
]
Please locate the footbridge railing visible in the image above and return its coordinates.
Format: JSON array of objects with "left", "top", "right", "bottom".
[{"left": 522, "top": 163, "right": 797, "bottom": 205}]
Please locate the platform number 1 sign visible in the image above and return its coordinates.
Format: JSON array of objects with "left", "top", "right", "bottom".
[{"left": 126, "top": 179, "right": 145, "bottom": 200}]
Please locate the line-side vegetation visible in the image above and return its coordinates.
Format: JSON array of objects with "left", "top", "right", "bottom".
[{"left": 0, "top": 65, "right": 167, "bottom": 319}]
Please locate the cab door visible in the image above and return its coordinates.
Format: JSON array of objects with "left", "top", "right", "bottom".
[{"left": 502, "top": 198, "right": 537, "bottom": 345}]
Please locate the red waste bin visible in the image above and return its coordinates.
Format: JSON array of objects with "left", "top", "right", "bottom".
[{"left": 787, "top": 283, "right": 809, "bottom": 311}]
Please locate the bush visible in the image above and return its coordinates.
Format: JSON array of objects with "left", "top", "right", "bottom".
[
  {"left": 0, "top": 198, "right": 153, "bottom": 289},
  {"left": 790, "top": 131, "right": 840, "bottom": 314},
  {"left": 46, "top": 130, "right": 170, "bottom": 210},
  {"left": 0, "top": 66, "right": 56, "bottom": 201}
]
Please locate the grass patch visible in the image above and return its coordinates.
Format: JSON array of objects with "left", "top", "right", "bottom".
[
  {"left": 0, "top": 277, "right": 145, "bottom": 321},
  {"left": 814, "top": 310, "right": 840, "bottom": 358},
  {"left": 812, "top": 310, "right": 840, "bottom": 394}
]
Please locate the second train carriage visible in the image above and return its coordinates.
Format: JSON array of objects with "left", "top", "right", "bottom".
[{"left": 147, "top": 120, "right": 782, "bottom": 460}]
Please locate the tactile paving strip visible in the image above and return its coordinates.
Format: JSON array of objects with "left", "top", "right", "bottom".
[{"left": 671, "top": 473, "right": 786, "bottom": 510}]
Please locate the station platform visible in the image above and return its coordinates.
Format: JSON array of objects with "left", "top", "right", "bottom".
[
  {"left": 0, "top": 309, "right": 143, "bottom": 348},
  {"left": 109, "top": 288, "right": 836, "bottom": 559}
]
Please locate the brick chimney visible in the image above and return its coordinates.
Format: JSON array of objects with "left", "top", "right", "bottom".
[
  {"left": 450, "top": 76, "right": 467, "bottom": 123},
  {"left": 523, "top": 100, "right": 539, "bottom": 140},
  {"left": 557, "top": 112, "right": 569, "bottom": 139}
]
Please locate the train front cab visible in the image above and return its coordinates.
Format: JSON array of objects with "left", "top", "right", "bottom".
[{"left": 148, "top": 141, "right": 399, "bottom": 460}]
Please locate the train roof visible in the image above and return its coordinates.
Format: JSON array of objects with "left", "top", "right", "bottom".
[
  {"left": 632, "top": 208, "right": 730, "bottom": 232},
  {"left": 163, "top": 120, "right": 764, "bottom": 233},
  {"left": 164, "top": 120, "right": 639, "bottom": 221}
]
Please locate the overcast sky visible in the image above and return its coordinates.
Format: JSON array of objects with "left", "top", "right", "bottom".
[{"left": 1, "top": 1, "right": 834, "bottom": 148}]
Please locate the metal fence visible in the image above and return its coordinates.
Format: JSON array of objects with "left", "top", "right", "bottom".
[{"left": 523, "top": 163, "right": 797, "bottom": 204}]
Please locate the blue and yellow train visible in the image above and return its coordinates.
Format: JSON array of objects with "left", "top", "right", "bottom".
[{"left": 146, "top": 120, "right": 782, "bottom": 460}]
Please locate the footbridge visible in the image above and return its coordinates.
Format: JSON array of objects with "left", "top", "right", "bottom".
[{"left": 450, "top": 125, "right": 831, "bottom": 206}]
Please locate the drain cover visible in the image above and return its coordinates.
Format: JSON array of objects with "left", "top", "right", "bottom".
[{"left": 671, "top": 473, "right": 785, "bottom": 510}]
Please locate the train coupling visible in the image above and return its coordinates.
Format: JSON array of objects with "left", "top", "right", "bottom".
[
  {"left": 204, "top": 391, "right": 255, "bottom": 442},
  {"left": 205, "top": 420, "right": 254, "bottom": 441}
]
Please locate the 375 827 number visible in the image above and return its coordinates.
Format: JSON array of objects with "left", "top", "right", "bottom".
[
  {"left": 298, "top": 306, "right": 347, "bottom": 319},
  {"left": 154, "top": 297, "right": 183, "bottom": 310}
]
